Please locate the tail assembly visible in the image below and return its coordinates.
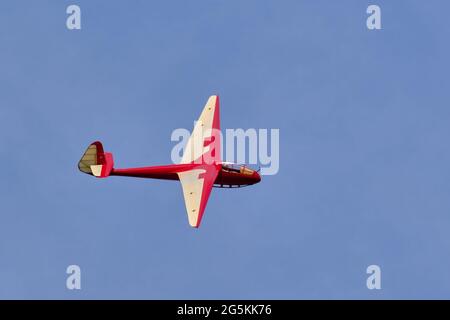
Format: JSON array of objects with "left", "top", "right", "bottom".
[{"left": 78, "top": 141, "right": 114, "bottom": 178}]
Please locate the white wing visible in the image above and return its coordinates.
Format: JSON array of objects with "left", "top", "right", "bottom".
[
  {"left": 181, "top": 95, "right": 221, "bottom": 164},
  {"left": 177, "top": 165, "right": 219, "bottom": 228}
]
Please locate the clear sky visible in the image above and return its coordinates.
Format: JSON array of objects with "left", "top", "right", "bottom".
[{"left": 1, "top": 0, "right": 450, "bottom": 299}]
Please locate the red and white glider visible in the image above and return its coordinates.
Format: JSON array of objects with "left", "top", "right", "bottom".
[{"left": 78, "top": 96, "right": 261, "bottom": 228}]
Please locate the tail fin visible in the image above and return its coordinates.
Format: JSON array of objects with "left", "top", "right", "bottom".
[{"left": 78, "top": 141, "right": 114, "bottom": 178}]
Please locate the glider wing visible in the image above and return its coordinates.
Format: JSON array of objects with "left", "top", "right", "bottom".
[
  {"left": 177, "top": 165, "right": 219, "bottom": 228},
  {"left": 180, "top": 95, "right": 221, "bottom": 165}
]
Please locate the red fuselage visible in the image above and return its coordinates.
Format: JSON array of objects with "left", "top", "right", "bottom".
[{"left": 111, "top": 163, "right": 261, "bottom": 188}]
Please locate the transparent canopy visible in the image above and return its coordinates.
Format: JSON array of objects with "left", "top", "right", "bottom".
[{"left": 221, "top": 163, "right": 259, "bottom": 175}]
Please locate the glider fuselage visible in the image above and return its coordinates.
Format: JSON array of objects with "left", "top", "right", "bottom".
[{"left": 111, "top": 163, "right": 261, "bottom": 188}]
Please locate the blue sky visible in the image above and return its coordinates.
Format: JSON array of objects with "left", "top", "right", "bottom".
[{"left": 1, "top": 0, "right": 450, "bottom": 299}]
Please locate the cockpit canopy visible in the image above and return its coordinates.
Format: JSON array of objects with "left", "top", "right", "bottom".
[{"left": 221, "top": 163, "right": 258, "bottom": 176}]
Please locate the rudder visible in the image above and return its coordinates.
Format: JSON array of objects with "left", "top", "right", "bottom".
[{"left": 78, "top": 141, "right": 114, "bottom": 178}]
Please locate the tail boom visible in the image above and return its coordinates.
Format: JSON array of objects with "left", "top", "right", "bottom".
[{"left": 111, "top": 164, "right": 197, "bottom": 180}]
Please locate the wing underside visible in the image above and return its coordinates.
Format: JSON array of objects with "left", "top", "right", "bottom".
[
  {"left": 181, "top": 95, "right": 221, "bottom": 165},
  {"left": 177, "top": 166, "right": 219, "bottom": 228},
  {"left": 178, "top": 95, "right": 222, "bottom": 227}
]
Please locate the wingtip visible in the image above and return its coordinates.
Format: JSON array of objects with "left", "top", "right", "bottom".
[
  {"left": 189, "top": 216, "right": 202, "bottom": 228},
  {"left": 208, "top": 95, "right": 219, "bottom": 102},
  {"left": 189, "top": 222, "right": 201, "bottom": 229}
]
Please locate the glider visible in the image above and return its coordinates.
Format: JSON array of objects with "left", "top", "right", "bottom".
[{"left": 78, "top": 95, "right": 261, "bottom": 228}]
